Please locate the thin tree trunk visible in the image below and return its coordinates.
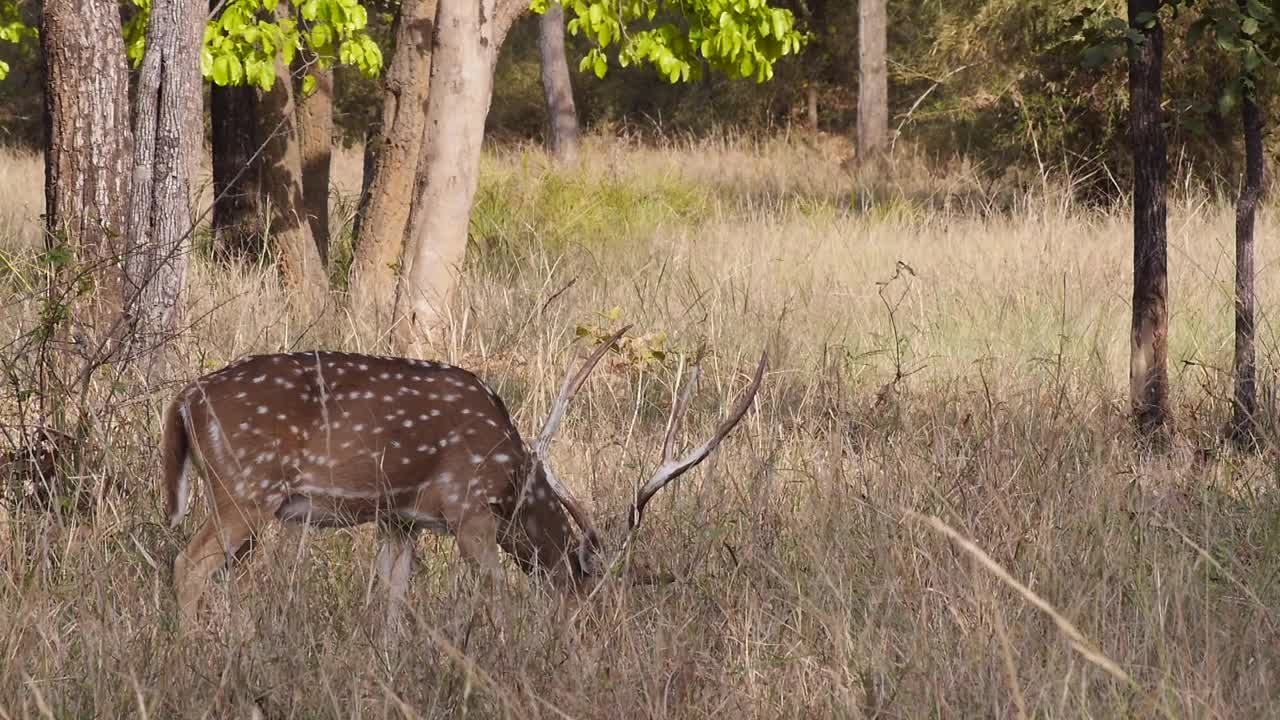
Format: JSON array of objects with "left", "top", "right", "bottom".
[
  {"left": 1230, "top": 68, "right": 1263, "bottom": 448},
  {"left": 210, "top": 82, "right": 263, "bottom": 259},
  {"left": 856, "top": 0, "right": 887, "bottom": 160},
  {"left": 123, "top": 0, "right": 203, "bottom": 374},
  {"left": 539, "top": 2, "right": 579, "bottom": 163},
  {"left": 259, "top": 48, "right": 327, "bottom": 301},
  {"left": 351, "top": 0, "right": 436, "bottom": 316},
  {"left": 1127, "top": 0, "right": 1170, "bottom": 447},
  {"left": 41, "top": 0, "right": 133, "bottom": 357},
  {"left": 296, "top": 60, "right": 333, "bottom": 266},
  {"left": 806, "top": 84, "right": 819, "bottom": 131},
  {"left": 395, "top": 0, "right": 526, "bottom": 349}
]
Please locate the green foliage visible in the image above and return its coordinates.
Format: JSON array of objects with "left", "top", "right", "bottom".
[
  {"left": 469, "top": 159, "right": 711, "bottom": 260},
  {"left": 0, "top": 0, "right": 36, "bottom": 81},
  {"left": 125, "top": 0, "right": 383, "bottom": 92},
  {"left": 530, "top": 0, "right": 807, "bottom": 84}
]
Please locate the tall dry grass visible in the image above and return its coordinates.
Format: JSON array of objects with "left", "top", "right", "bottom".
[{"left": 0, "top": 134, "right": 1278, "bottom": 718}]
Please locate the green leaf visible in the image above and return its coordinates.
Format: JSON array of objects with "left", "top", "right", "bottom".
[
  {"left": 1219, "top": 77, "right": 1243, "bottom": 115},
  {"left": 1186, "top": 16, "right": 1211, "bottom": 46},
  {"left": 1247, "top": 0, "right": 1272, "bottom": 20},
  {"left": 301, "top": 73, "right": 317, "bottom": 96}
]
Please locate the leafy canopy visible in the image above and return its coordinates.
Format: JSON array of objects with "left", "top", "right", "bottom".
[
  {"left": 0, "top": 0, "right": 37, "bottom": 81},
  {"left": 125, "top": 0, "right": 383, "bottom": 93},
  {"left": 530, "top": 0, "right": 808, "bottom": 83},
  {"left": 1078, "top": 0, "right": 1279, "bottom": 114}
]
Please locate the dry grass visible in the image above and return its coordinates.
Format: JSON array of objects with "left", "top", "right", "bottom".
[{"left": 1, "top": 134, "right": 1279, "bottom": 718}]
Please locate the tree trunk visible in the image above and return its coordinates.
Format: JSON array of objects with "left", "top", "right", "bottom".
[
  {"left": 123, "top": 0, "right": 204, "bottom": 373},
  {"left": 539, "top": 2, "right": 579, "bottom": 163},
  {"left": 856, "top": 0, "right": 888, "bottom": 160},
  {"left": 806, "top": 84, "right": 819, "bottom": 131},
  {"left": 395, "top": 0, "right": 526, "bottom": 348},
  {"left": 210, "top": 82, "right": 263, "bottom": 259},
  {"left": 1230, "top": 66, "right": 1263, "bottom": 448},
  {"left": 1127, "top": 0, "right": 1170, "bottom": 447},
  {"left": 41, "top": 0, "right": 133, "bottom": 342},
  {"left": 259, "top": 48, "right": 328, "bottom": 300},
  {"left": 296, "top": 60, "right": 333, "bottom": 266},
  {"left": 351, "top": 0, "right": 436, "bottom": 316}
]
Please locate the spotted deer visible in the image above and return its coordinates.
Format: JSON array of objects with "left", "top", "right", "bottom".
[{"left": 162, "top": 328, "right": 766, "bottom": 630}]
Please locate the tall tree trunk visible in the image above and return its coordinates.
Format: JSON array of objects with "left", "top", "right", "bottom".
[
  {"left": 124, "top": 0, "right": 204, "bottom": 374},
  {"left": 210, "top": 83, "right": 263, "bottom": 259},
  {"left": 259, "top": 48, "right": 327, "bottom": 300},
  {"left": 351, "top": 0, "right": 436, "bottom": 316},
  {"left": 1230, "top": 67, "right": 1263, "bottom": 448},
  {"left": 539, "top": 2, "right": 579, "bottom": 163},
  {"left": 806, "top": 84, "right": 819, "bottom": 131},
  {"left": 1127, "top": 0, "right": 1170, "bottom": 446},
  {"left": 41, "top": 0, "right": 133, "bottom": 359},
  {"left": 395, "top": 0, "right": 525, "bottom": 348},
  {"left": 856, "top": 0, "right": 888, "bottom": 160},
  {"left": 296, "top": 60, "right": 333, "bottom": 266}
]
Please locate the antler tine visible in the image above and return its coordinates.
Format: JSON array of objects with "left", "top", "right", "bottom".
[
  {"left": 661, "top": 344, "right": 707, "bottom": 462},
  {"left": 533, "top": 325, "right": 630, "bottom": 559},
  {"left": 629, "top": 350, "right": 767, "bottom": 531},
  {"left": 535, "top": 325, "right": 631, "bottom": 452}
]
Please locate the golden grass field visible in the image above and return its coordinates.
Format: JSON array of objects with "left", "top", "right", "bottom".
[{"left": 1, "top": 133, "right": 1279, "bottom": 718}]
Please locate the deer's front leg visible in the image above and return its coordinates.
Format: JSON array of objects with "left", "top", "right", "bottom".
[
  {"left": 454, "top": 512, "right": 509, "bottom": 638},
  {"left": 374, "top": 520, "right": 417, "bottom": 641}
]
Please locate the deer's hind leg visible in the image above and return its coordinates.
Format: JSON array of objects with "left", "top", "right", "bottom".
[{"left": 173, "top": 495, "right": 272, "bottom": 632}]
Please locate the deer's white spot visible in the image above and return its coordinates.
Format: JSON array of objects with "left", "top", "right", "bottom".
[
  {"left": 444, "top": 394, "right": 460, "bottom": 402},
  {"left": 373, "top": 427, "right": 384, "bottom": 434},
  {"left": 379, "top": 372, "right": 391, "bottom": 380},
  {"left": 363, "top": 391, "right": 375, "bottom": 399},
  {"left": 354, "top": 424, "right": 365, "bottom": 432},
  {"left": 494, "top": 453, "right": 511, "bottom": 464},
  {"left": 235, "top": 391, "right": 247, "bottom": 399},
  {"left": 256, "top": 452, "right": 275, "bottom": 463},
  {"left": 461, "top": 408, "right": 471, "bottom": 415},
  {"left": 428, "top": 393, "right": 439, "bottom": 400},
  {"left": 403, "top": 419, "right": 414, "bottom": 428},
  {"left": 256, "top": 406, "right": 269, "bottom": 414},
  {"left": 430, "top": 409, "right": 441, "bottom": 417},
  {"left": 252, "top": 375, "right": 266, "bottom": 383},
  {"left": 485, "top": 419, "right": 499, "bottom": 428},
  {"left": 470, "top": 454, "right": 484, "bottom": 465},
  {"left": 276, "top": 413, "right": 287, "bottom": 421},
  {"left": 401, "top": 457, "right": 411, "bottom": 465}
]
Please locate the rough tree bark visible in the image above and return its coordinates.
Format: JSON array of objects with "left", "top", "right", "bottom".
[
  {"left": 395, "top": 0, "right": 526, "bottom": 348},
  {"left": 124, "top": 0, "right": 204, "bottom": 373},
  {"left": 41, "top": 0, "right": 134, "bottom": 335},
  {"left": 1230, "top": 66, "right": 1263, "bottom": 448},
  {"left": 259, "top": 49, "right": 327, "bottom": 300},
  {"left": 296, "top": 59, "right": 333, "bottom": 266},
  {"left": 539, "top": 1, "right": 580, "bottom": 163},
  {"left": 351, "top": 0, "right": 436, "bottom": 315},
  {"left": 1127, "top": 0, "right": 1171, "bottom": 446},
  {"left": 856, "top": 0, "right": 888, "bottom": 160}
]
